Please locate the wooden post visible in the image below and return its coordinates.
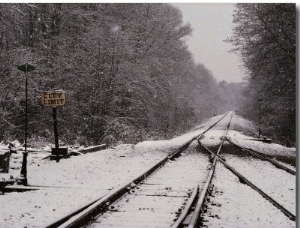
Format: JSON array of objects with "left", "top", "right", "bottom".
[{"left": 52, "top": 107, "right": 59, "bottom": 162}]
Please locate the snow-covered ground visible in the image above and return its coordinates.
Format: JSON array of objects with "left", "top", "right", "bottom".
[
  {"left": 92, "top": 142, "right": 209, "bottom": 228},
  {"left": 0, "top": 112, "right": 296, "bottom": 227},
  {"left": 201, "top": 113, "right": 296, "bottom": 228},
  {"left": 203, "top": 164, "right": 295, "bottom": 228}
]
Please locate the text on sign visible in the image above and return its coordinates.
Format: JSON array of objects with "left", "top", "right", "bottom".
[{"left": 41, "top": 90, "right": 66, "bottom": 108}]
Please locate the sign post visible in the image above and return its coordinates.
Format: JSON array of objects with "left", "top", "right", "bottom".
[
  {"left": 53, "top": 107, "right": 59, "bottom": 154},
  {"left": 41, "top": 90, "right": 67, "bottom": 162},
  {"left": 17, "top": 63, "right": 35, "bottom": 185}
]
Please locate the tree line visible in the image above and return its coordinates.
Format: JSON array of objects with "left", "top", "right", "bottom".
[
  {"left": 228, "top": 3, "right": 296, "bottom": 146},
  {"left": 0, "top": 3, "right": 244, "bottom": 145}
]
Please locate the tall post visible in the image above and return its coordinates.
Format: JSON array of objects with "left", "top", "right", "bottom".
[
  {"left": 20, "top": 64, "right": 28, "bottom": 185},
  {"left": 18, "top": 63, "right": 35, "bottom": 185},
  {"left": 25, "top": 65, "right": 28, "bottom": 153},
  {"left": 52, "top": 107, "right": 59, "bottom": 162}
]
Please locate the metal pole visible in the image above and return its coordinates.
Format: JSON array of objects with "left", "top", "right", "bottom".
[
  {"left": 17, "top": 63, "right": 34, "bottom": 185},
  {"left": 52, "top": 107, "right": 59, "bottom": 162},
  {"left": 25, "top": 64, "right": 28, "bottom": 154},
  {"left": 20, "top": 63, "right": 28, "bottom": 185}
]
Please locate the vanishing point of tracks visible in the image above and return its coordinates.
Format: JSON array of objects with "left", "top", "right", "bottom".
[{"left": 44, "top": 111, "right": 295, "bottom": 228}]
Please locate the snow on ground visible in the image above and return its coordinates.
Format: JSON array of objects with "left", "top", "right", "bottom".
[
  {"left": 203, "top": 164, "right": 295, "bottom": 228},
  {"left": 28, "top": 144, "right": 165, "bottom": 188},
  {"left": 228, "top": 114, "right": 296, "bottom": 160},
  {"left": 200, "top": 113, "right": 296, "bottom": 228},
  {"left": 199, "top": 113, "right": 232, "bottom": 147},
  {"left": 228, "top": 130, "right": 296, "bottom": 159},
  {"left": 0, "top": 187, "right": 106, "bottom": 228},
  {"left": 93, "top": 142, "right": 209, "bottom": 227},
  {"left": 0, "top": 117, "right": 216, "bottom": 227},
  {"left": 1, "top": 144, "right": 168, "bottom": 227},
  {"left": 0, "top": 112, "right": 296, "bottom": 227},
  {"left": 224, "top": 155, "right": 295, "bottom": 215},
  {"left": 229, "top": 114, "right": 258, "bottom": 137}
]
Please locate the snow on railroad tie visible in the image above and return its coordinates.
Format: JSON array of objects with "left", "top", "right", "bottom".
[{"left": 87, "top": 149, "right": 209, "bottom": 228}]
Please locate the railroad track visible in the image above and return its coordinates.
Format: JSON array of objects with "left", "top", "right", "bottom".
[
  {"left": 197, "top": 128, "right": 296, "bottom": 222},
  {"left": 44, "top": 112, "right": 233, "bottom": 228},
  {"left": 4, "top": 111, "right": 294, "bottom": 227},
  {"left": 43, "top": 110, "right": 295, "bottom": 227}
]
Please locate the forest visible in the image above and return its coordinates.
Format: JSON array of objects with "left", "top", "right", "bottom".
[
  {"left": 0, "top": 3, "right": 295, "bottom": 146},
  {"left": 228, "top": 3, "right": 296, "bottom": 146}
]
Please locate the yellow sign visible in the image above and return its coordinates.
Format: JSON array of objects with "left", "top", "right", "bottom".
[{"left": 41, "top": 90, "right": 66, "bottom": 108}]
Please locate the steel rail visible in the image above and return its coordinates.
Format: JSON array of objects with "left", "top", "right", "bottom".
[
  {"left": 170, "top": 184, "right": 199, "bottom": 228},
  {"left": 186, "top": 111, "right": 234, "bottom": 228},
  {"left": 187, "top": 159, "right": 216, "bottom": 228},
  {"left": 200, "top": 142, "right": 296, "bottom": 221},
  {"left": 226, "top": 136, "right": 296, "bottom": 175},
  {"left": 168, "top": 112, "right": 229, "bottom": 160}
]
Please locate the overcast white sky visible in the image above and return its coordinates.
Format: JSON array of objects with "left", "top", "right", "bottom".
[{"left": 172, "top": 3, "right": 245, "bottom": 83}]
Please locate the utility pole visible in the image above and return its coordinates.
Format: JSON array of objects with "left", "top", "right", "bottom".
[{"left": 17, "top": 63, "right": 35, "bottom": 185}]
